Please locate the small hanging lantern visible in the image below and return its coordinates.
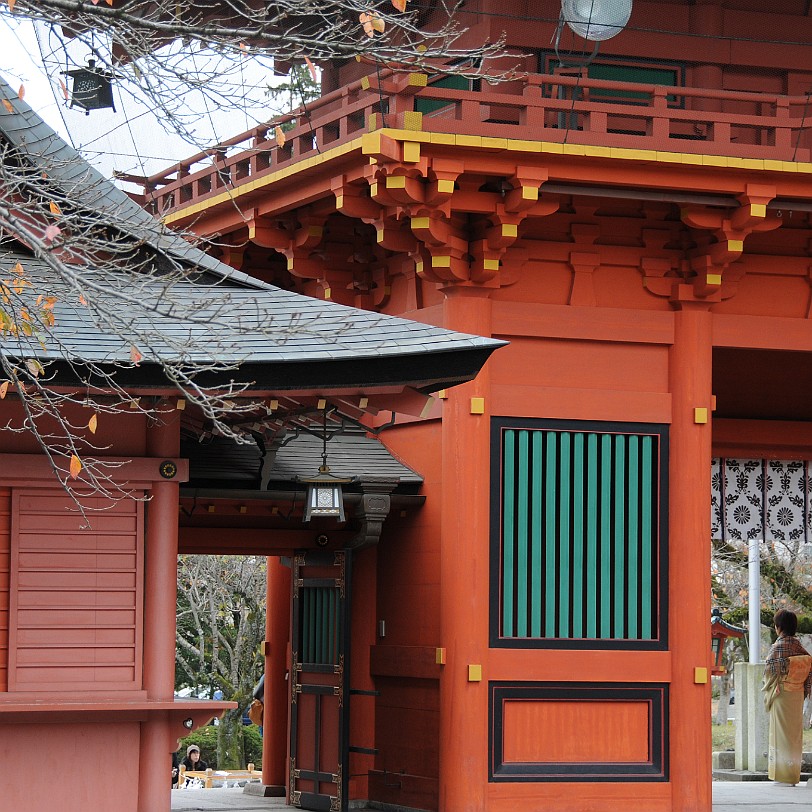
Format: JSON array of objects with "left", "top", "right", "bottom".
[
  {"left": 62, "top": 59, "right": 116, "bottom": 115},
  {"left": 710, "top": 608, "right": 746, "bottom": 676},
  {"left": 300, "top": 409, "right": 352, "bottom": 523}
]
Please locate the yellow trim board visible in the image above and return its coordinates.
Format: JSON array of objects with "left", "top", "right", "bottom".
[{"left": 163, "top": 128, "right": 812, "bottom": 224}]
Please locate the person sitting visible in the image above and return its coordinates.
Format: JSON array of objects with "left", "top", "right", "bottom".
[{"left": 181, "top": 744, "right": 208, "bottom": 773}]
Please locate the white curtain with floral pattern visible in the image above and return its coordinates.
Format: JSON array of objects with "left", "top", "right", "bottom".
[{"left": 711, "top": 458, "right": 811, "bottom": 545}]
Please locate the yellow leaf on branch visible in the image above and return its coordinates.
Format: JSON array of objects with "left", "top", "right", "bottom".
[
  {"left": 25, "top": 359, "right": 44, "bottom": 377},
  {"left": 8, "top": 0, "right": 16, "bottom": 13},
  {"left": 129, "top": 345, "right": 143, "bottom": 365},
  {"left": 59, "top": 79, "right": 68, "bottom": 101},
  {"left": 392, "top": 0, "right": 408, "bottom": 11},
  {"left": 88, "top": 414, "right": 98, "bottom": 434},
  {"left": 0, "top": 381, "right": 8, "bottom": 399},
  {"left": 274, "top": 126, "right": 286, "bottom": 147},
  {"left": 2, "top": 99, "right": 14, "bottom": 114},
  {"left": 49, "top": 201, "right": 62, "bottom": 217},
  {"left": 69, "top": 454, "right": 82, "bottom": 479}
]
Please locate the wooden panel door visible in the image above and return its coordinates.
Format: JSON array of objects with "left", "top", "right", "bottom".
[{"left": 290, "top": 549, "right": 351, "bottom": 812}]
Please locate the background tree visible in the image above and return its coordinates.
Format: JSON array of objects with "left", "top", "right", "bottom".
[{"left": 176, "top": 554, "right": 266, "bottom": 768}]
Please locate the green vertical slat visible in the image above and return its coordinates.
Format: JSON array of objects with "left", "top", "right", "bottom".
[
  {"left": 558, "top": 432, "right": 571, "bottom": 638},
  {"left": 310, "top": 589, "right": 318, "bottom": 662},
  {"left": 544, "top": 432, "right": 557, "bottom": 637},
  {"left": 641, "top": 435, "right": 653, "bottom": 639},
  {"left": 586, "top": 433, "right": 598, "bottom": 638},
  {"left": 502, "top": 431, "right": 516, "bottom": 637},
  {"left": 572, "top": 433, "right": 585, "bottom": 638},
  {"left": 516, "top": 430, "right": 530, "bottom": 637},
  {"left": 600, "top": 434, "right": 612, "bottom": 638},
  {"left": 329, "top": 589, "right": 337, "bottom": 664},
  {"left": 614, "top": 435, "right": 626, "bottom": 639},
  {"left": 627, "top": 435, "right": 640, "bottom": 639},
  {"left": 320, "top": 588, "right": 329, "bottom": 664},
  {"left": 302, "top": 587, "right": 315, "bottom": 663},
  {"left": 530, "top": 431, "right": 543, "bottom": 637},
  {"left": 313, "top": 587, "right": 324, "bottom": 663}
]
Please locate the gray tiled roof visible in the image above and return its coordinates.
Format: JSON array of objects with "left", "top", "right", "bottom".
[
  {"left": 0, "top": 77, "right": 505, "bottom": 388},
  {"left": 183, "top": 431, "right": 422, "bottom": 486}
]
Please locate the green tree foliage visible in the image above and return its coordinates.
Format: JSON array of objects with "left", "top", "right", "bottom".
[{"left": 176, "top": 555, "right": 266, "bottom": 768}]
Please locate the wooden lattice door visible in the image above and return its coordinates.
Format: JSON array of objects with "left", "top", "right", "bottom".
[{"left": 289, "top": 549, "right": 351, "bottom": 811}]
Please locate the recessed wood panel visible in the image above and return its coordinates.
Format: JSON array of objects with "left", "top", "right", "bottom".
[
  {"left": 9, "top": 488, "right": 144, "bottom": 691},
  {"left": 502, "top": 700, "right": 650, "bottom": 763},
  {"left": 489, "top": 682, "right": 668, "bottom": 782},
  {"left": 0, "top": 488, "right": 9, "bottom": 691}
]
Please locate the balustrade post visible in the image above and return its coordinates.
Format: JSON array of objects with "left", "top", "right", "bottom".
[{"left": 774, "top": 98, "right": 792, "bottom": 154}]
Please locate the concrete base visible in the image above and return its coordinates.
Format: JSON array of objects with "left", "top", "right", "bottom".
[
  {"left": 242, "top": 782, "right": 286, "bottom": 797},
  {"left": 734, "top": 662, "right": 769, "bottom": 772},
  {"left": 714, "top": 750, "right": 812, "bottom": 783}
]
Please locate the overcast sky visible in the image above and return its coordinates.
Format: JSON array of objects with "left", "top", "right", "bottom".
[{"left": 1, "top": 17, "right": 283, "bottom": 183}]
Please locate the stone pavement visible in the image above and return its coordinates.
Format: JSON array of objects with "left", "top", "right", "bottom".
[{"left": 170, "top": 781, "right": 812, "bottom": 811}]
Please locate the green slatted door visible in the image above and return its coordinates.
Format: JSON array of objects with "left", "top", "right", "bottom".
[
  {"left": 493, "top": 421, "right": 666, "bottom": 649},
  {"left": 290, "top": 550, "right": 351, "bottom": 811}
]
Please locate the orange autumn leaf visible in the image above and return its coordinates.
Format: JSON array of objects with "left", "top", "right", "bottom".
[
  {"left": 59, "top": 79, "right": 68, "bottom": 101},
  {"left": 17, "top": 84, "right": 24, "bottom": 100},
  {"left": 79, "top": 294, "right": 87, "bottom": 306},
  {"left": 392, "top": 0, "right": 407, "bottom": 11},
  {"left": 2, "top": 99, "right": 13, "bottom": 113},
  {"left": 88, "top": 414, "right": 98, "bottom": 434},
  {"left": 0, "top": 381, "right": 8, "bottom": 399},
  {"left": 304, "top": 57, "right": 318, "bottom": 82},
  {"left": 69, "top": 454, "right": 82, "bottom": 479},
  {"left": 274, "top": 126, "right": 286, "bottom": 147},
  {"left": 7, "top": 0, "right": 15, "bottom": 12},
  {"left": 49, "top": 201, "right": 62, "bottom": 217},
  {"left": 129, "top": 345, "right": 142, "bottom": 365},
  {"left": 359, "top": 11, "right": 376, "bottom": 37},
  {"left": 11, "top": 262, "right": 23, "bottom": 276}
]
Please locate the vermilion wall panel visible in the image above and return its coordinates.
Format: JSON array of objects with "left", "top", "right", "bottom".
[
  {"left": 502, "top": 700, "right": 650, "bottom": 763},
  {"left": 8, "top": 488, "right": 144, "bottom": 692}
]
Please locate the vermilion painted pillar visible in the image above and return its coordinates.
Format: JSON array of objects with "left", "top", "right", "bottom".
[
  {"left": 668, "top": 301, "right": 713, "bottom": 812},
  {"left": 439, "top": 285, "right": 493, "bottom": 812},
  {"left": 348, "top": 545, "right": 377, "bottom": 801},
  {"left": 138, "top": 410, "right": 181, "bottom": 812},
  {"left": 262, "top": 556, "right": 291, "bottom": 791}
]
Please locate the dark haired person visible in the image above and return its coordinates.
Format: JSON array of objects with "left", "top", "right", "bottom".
[{"left": 762, "top": 609, "right": 812, "bottom": 786}]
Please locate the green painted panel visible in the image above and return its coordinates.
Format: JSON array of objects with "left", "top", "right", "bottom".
[
  {"left": 503, "top": 430, "right": 515, "bottom": 637},
  {"left": 531, "top": 432, "right": 543, "bottom": 637},
  {"left": 586, "top": 433, "right": 598, "bottom": 638},
  {"left": 571, "top": 433, "right": 584, "bottom": 639},
  {"left": 544, "top": 432, "right": 557, "bottom": 637},
  {"left": 558, "top": 432, "right": 571, "bottom": 637},
  {"left": 516, "top": 431, "right": 529, "bottom": 638},
  {"left": 614, "top": 435, "right": 626, "bottom": 639},
  {"left": 498, "top": 424, "right": 661, "bottom": 643},
  {"left": 627, "top": 435, "right": 640, "bottom": 639},
  {"left": 641, "top": 436, "right": 653, "bottom": 639}
]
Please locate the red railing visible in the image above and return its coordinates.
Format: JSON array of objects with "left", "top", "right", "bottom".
[{"left": 140, "top": 71, "right": 812, "bottom": 215}]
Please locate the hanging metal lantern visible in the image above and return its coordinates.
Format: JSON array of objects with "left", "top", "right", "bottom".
[
  {"left": 300, "top": 408, "right": 353, "bottom": 522},
  {"left": 62, "top": 59, "right": 116, "bottom": 115}
]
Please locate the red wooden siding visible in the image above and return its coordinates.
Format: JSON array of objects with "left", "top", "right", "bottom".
[
  {"left": 0, "top": 488, "right": 10, "bottom": 691},
  {"left": 8, "top": 490, "right": 144, "bottom": 691}
]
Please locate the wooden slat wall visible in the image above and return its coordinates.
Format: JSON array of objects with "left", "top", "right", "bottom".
[
  {"left": 0, "top": 487, "right": 10, "bottom": 691},
  {"left": 501, "top": 428, "right": 659, "bottom": 642},
  {"left": 9, "top": 489, "right": 143, "bottom": 691}
]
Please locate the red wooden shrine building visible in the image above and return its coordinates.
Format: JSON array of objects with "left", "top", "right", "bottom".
[
  {"left": 132, "top": 1, "right": 812, "bottom": 811},
  {"left": 0, "top": 79, "right": 501, "bottom": 812}
]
